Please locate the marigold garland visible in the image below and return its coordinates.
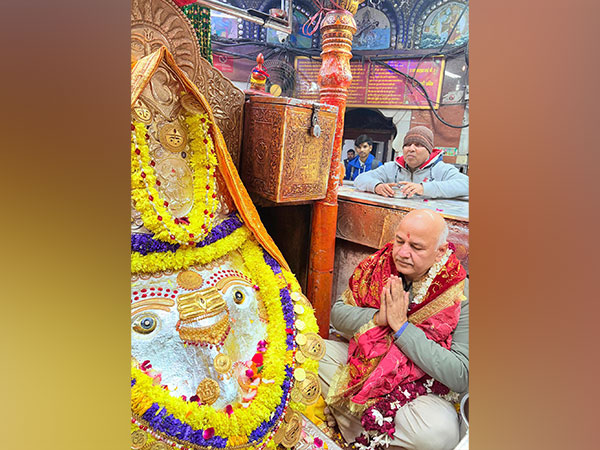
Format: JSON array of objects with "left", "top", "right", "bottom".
[
  {"left": 131, "top": 112, "right": 219, "bottom": 246},
  {"left": 131, "top": 226, "right": 250, "bottom": 274}
]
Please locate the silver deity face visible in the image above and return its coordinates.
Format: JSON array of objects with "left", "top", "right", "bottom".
[{"left": 131, "top": 252, "right": 267, "bottom": 408}]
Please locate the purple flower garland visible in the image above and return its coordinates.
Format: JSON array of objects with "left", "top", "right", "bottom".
[
  {"left": 136, "top": 364, "right": 294, "bottom": 446},
  {"left": 248, "top": 364, "right": 293, "bottom": 442},
  {"left": 262, "top": 250, "right": 294, "bottom": 351},
  {"left": 262, "top": 251, "right": 282, "bottom": 274},
  {"left": 132, "top": 212, "right": 243, "bottom": 255},
  {"left": 136, "top": 362, "right": 292, "bottom": 448},
  {"left": 131, "top": 233, "right": 180, "bottom": 255},
  {"left": 280, "top": 288, "right": 296, "bottom": 350},
  {"left": 141, "top": 403, "right": 228, "bottom": 448}
]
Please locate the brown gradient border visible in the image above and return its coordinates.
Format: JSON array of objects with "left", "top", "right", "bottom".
[
  {"left": 0, "top": 1, "right": 131, "bottom": 450},
  {"left": 470, "top": 1, "right": 600, "bottom": 449},
  {"left": 1, "top": 1, "right": 599, "bottom": 449}
]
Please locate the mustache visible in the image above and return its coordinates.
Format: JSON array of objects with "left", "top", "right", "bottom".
[{"left": 395, "top": 258, "right": 412, "bottom": 266}]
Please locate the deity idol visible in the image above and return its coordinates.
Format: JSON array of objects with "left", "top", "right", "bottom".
[{"left": 130, "top": 47, "right": 323, "bottom": 450}]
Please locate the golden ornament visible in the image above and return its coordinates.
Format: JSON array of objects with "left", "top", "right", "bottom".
[
  {"left": 295, "top": 333, "right": 307, "bottom": 346},
  {"left": 213, "top": 353, "right": 232, "bottom": 374},
  {"left": 178, "top": 314, "right": 230, "bottom": 346},
  {"left": 290, "top": 385, "right": 303, "bottom": 403},
  {"left": 196, "top": 378, "right": 220, "bottom": 405},
  {"left": 149, "top": 441, "right": 169, "bottom": 450},
  {"left": 176, "top": 270, "right": 204, "bottom": 290},
  {"left": 299, "top": 372, "right": 321, "bottom": 405},
  {"left": 284, "top": 407, "right": 294, "bottom": 423},
  {"left": 132, "top": 100, "right": 153, "bottom": 124},
  {"left": 295, "top": 319, "right": 306, "bottom": 331},
  {"left": 131, "top": 429, "right": 148, "bottom": 449},
  {"left": 295, "top": 352, "right": 306, "bottom": 364},
  {"left": 300, "top": 333, "right": 326, "bottom": 360},
  {"left": 294, "top": 304, "right": 305, "bottom": 315},
  {"left": 273, "top": 422, "right": 287, "bottom": 445},
  {"left": 158, "top": 121, "right": 187, "bottom": 152},
  {"left": 281, "top": 409, "right": 303, "bottom": 448},
  {"left": 294, "top": 367, "right": 306, "bottom": 382}
]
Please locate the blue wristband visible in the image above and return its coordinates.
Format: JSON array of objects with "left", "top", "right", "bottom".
[{"left": 393, "top": 322, "right": 409, "bottom": 340}]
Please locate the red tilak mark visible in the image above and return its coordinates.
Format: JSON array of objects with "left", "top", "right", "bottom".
[{"left": 407, "top": 233, "right": 411, "bottom": 238}]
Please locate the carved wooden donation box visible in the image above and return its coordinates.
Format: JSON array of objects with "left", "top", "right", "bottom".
[{"left": 241, "top": 96, "right": 338, "bottom": 203}]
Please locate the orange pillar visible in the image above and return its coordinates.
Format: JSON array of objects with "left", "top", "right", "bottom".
[{"left": 307, "top": 8, "right": 357, "bottom": 338}]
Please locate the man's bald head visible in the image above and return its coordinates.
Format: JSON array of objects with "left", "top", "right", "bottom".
[
  {"left": 400, "top": 209, "right": 449, "bottom": 246},
  {"left": 391, "top": 209, "right": 449, "bottom": 281}
]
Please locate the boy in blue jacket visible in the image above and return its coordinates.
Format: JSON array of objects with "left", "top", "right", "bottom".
[{"left": 344, "top": 135, "right": 383, "bottom": 181}]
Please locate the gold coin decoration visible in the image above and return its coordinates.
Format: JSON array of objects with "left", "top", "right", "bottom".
[
  {"left": 196, "top": 378, "right": 220, "bottom": 405},
  {"left": 213, "top": 353, "right": 232, "bottom": 374},
  {"left": 295, "top": 319, "right": 305, "bottom": 331},
  {"left": 295, "top": 352, "right": 306, "bottom": 364},
  {"left": 294, "top": 367, "right": 306, "bottom": 382},
  {"left": 132, "top": 100, "right": 153, "bottom": 124},
  {"left": 181, "top": 93, "right": 205, "bottom": 115},
  {"left": 300, "top": 333, "right": 326, "bottom": 361},
  {"left": 284, "top": 407, "right": 294, "bottom": 423},
  {"left": 273, "top": 422, "right": 287, "bottom": 445},
  {"left": 176, "top": 270, "right": 204, "bottom": 290},
  {"left": 294, "top": 304, "right": 305, "bottom": 315},
  {"left": 158, "top": 121, "right": 187, "bottom": 152},
  {"left": 281, "top": 409, "right": 303, "bottom": 448},
  {"left": 149, "top": 441, "right": 169, "bottom": 450},
  {"left": 299, "top": 297, "right": 312, "bottom": 310},
  {"left": 299, "top": 372, "right": 321, "bottom": 405},
  {"left": 290, "top": 292, "right": 301, "bottom": 301},
  {"left": 131, "top": 429, "right": 148, "bottom": 449},
  {"left": 295, "top": 333, "right": 307, "bottom": 346},
  {"left": 290, "top": 385, "right": 303, "bottom": 403}
]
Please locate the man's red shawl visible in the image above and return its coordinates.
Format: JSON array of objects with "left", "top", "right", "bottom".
[{"left": 344, "top": 243, "right": 466, "bottom": 404}]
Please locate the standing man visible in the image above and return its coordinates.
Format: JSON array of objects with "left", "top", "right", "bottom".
[
  {"left": 354, "top": 126, "right": 468, "bottom": 199},
  {"left": 319, "top": 209, "right": 468, "bottom": 450},
  {"left": 344, "top": 135, "right": 383, "bottom": 181}
]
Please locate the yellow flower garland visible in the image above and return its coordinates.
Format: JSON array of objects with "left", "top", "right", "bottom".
[
  {"left": 131, "top": 112, "right": 218, "bottom": 246},
  {"left": 131, "top": 226, "right": 251, "bottom": 274}
]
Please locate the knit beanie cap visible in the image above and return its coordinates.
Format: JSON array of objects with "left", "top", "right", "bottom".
[{"left": 403, "top": 126, "right": 434, "bottom": 153}]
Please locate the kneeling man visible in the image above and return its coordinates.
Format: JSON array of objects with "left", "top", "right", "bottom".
[{"left": 319, "top": 209, "right": 468, "bottom": 450}]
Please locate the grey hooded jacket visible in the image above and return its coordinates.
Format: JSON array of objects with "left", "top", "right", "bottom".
[{"left": 354, "top": 150, "right": 469, "bottom": 199}]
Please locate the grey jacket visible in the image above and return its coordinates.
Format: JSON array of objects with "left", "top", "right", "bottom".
[
  {"left": 330, "top": 294, "right": 469, "bottom": 393},
  {"left": 354, "top": 150, "right": 469, "bottom": 199}
]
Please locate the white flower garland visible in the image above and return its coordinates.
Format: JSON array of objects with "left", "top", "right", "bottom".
[{"left": 410, "top": 248, "right": 452, "bottom": 305}]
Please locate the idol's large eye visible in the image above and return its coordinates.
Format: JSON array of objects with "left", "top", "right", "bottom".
[
  {"left": 132, "top": 313, "right": 159, "bottom": 334},
  {"left": 233, "top": 290, "right": 245, "bottom": 305}
]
